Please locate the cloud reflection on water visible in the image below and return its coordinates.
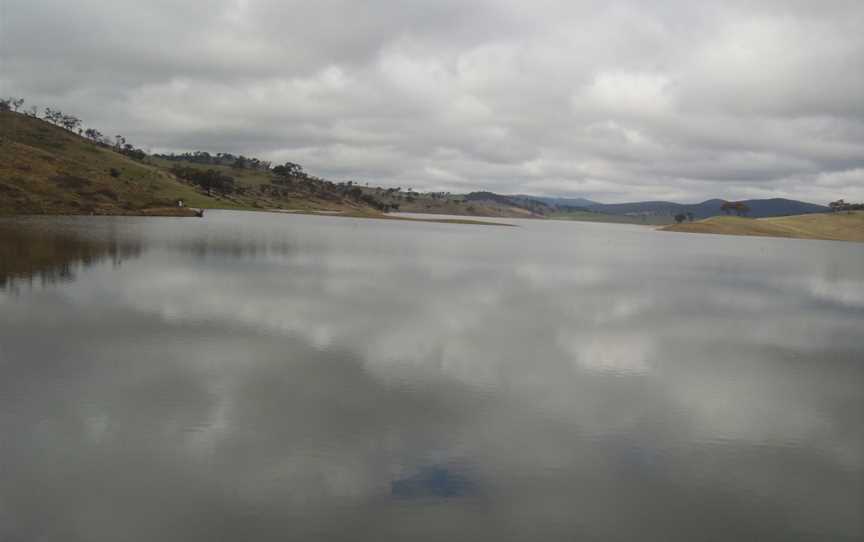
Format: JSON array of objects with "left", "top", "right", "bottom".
[{"left": 0, "top": 212, "right": 861, "bottom": 541}]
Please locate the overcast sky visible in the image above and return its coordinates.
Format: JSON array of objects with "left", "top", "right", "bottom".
[{"left": 2, "top": 0, "right": 863, "bottom": 202}]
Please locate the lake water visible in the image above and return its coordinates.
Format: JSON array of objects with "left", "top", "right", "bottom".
[{"left": 1, "top": 211, "right": 862, "bottom": 541}]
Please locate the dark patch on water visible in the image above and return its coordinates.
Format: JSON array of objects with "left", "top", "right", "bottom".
[{"left": 391, "top": 466, "right": 475, "bottom": 499}]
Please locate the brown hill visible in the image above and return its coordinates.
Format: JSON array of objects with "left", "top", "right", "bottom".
[{"left": 661, "top": 213, "right": 864, "bottom": 242}]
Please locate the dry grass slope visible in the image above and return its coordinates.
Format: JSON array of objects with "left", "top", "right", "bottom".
[
  {"left": 0, "top": 111, "right": 388, "bottom": 216},
  {"left": 0, "top": 111, "right": 227, "bottom": 215},
  {"left": 661, "top": 212, "right": 864, "bottom": 242}
]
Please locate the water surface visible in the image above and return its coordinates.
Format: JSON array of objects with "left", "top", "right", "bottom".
[{"left": 1, "top": 211, "right": 862, "bottom": 541}]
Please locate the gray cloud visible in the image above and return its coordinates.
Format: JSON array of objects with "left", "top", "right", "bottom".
[{"left": 2, "top": 0, "right": 863, "bottom": 202}]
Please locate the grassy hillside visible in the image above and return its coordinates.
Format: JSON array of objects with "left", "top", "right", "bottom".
[
  {"left": 661, "top": 212, "right": 864, "bottom": 242},
  {"left": 144, "top": 156, "right": 391, "bottom": 214},
  {"left": 0, "top": 111, "right": 229, "bottom": 215},
  {"left": 344, "top": 188, "right": 548, "bottom": 218},
  {"left": 0, "top": 111, "right": 392, "bottom": 216}
]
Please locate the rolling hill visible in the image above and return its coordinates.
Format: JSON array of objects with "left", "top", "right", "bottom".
[
  {"left": 0, "top": 111, "right": 395, "bottom": 216},
  {"left": 661, "top": 212, "right": 864, "bottom": 242},
  {"left": 0, "top": 111, "right": 226, "bottom": 215}
]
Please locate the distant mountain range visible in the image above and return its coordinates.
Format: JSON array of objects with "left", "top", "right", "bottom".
[
  {"left": 528, "top": 196, "right": 601, "bottom": 208},
  {"left": 526, "top": 196, "right": 829, "bottom": 219}
]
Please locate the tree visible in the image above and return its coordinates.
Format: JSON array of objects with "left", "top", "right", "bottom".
[
  {"left": 120, "top": 143, "right": 146, "bottom": 160},
  {"left": 25, "top": 105, "right": 39, "bottom": 117},
  {"left": 192, "top": 151, "right": 212, "bottom": 163},
  {"left": 44, "top": 107, "right": 63, "bottom": 124},
  {"left": 829, "top": 199, "right": 864, "bottom": 212},
  {"left": 171, "top": 166, "right": 236, "bottom": 194},
  {"left": 272, "top": 161, "right": 304, "bottom": 178},
  {"left": 686, "top": 212, "right": 694, "bottom": 222},
  {"left": 61, "top": 115, "right": 81, "bottom": 132},
  {"left": 720, "top": 201, "right": 750, "bottom": 216},
  {"left": 84, "top": 128, "right": 104, "bottom": 143},
  {"left": 674, "top": 213, "right": 687, "bottom": 224},
  {"left": 1, "top": 97, "right": 24, "bottom": 112},
  {"left": 829, "top": 199, "right": 847, "bottom": 213}
]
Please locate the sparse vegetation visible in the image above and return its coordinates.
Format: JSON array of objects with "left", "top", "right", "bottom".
[
  {"left": 0, "top": 104, "right": 403, "bottom": 216},
  {"left": 829, "top": 199, "right": 864, "bottom": 212},
  {"left": 662, "top": 212, "right": 864, "bottom": 242},
  {"left": 0, "top": 110, "right": 222, "bottom": 215}
]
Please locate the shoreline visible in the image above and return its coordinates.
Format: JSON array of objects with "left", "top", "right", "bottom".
[
  {"left": 0, "top": 207, "right": 205, "bottom": 218},
  {"left": 267, "top": 208, "right": 516, "bottom": 226},
  {"left": 0, "top": 206, "right": 516, "bottom": 226}
]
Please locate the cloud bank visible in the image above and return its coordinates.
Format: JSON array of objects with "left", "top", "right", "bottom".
[{"left": 2, "top": 0, "right": 863, "bottom": 202}]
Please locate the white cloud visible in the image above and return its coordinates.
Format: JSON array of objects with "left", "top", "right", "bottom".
[
  {"left": 575, "top": 72, "right": 674, "bottom": 117},
  {"left": 2, "top": 0, "right": 863, "bottom": 203}
]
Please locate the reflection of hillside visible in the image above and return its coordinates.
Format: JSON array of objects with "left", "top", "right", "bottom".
[
  {"left": 169, "top": 238, "right": 296, "bottom": 260},
  {"left": 0, "top": 223, "right": 142, "bottom": 288}
]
